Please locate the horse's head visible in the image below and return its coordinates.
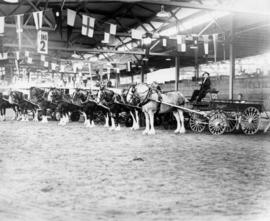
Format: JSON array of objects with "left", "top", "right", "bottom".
[
  {"left": 72, "top": 89, "right": 88, "bottom": 103},
  {"left": 126, "top": 83, "right": 150, "bottom": 105},
  {"left": 9, "top": 91, "right": 22, "bottom": 104},
  {"left": 47, "top": 88, "right": 61, "bottom": 103},
  {"left": 30, "top": 87, "right": 45, "bottom": 102}
]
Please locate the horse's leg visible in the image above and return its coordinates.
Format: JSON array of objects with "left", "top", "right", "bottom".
[
  {"left": 33, "top": 108, "right": 39, "bottom": 122},
  {"left": 173, "top": 111, "right": 180, "bottom": 133},
  {"left": 90, "top": 108, "right": 95, "bottom": 127},
  {"left": 82, "top": 111, "right": 87, "bottom": 125},
  {"left": 115, "top": 112, "right": 121, "bottom": 131},
  {"left": 135, "top": 110, "right": 140, "bottom": 130},
  {"left": 0, "top": 108, "right": 3, "bottom": 121},
  {"left": 148, "top": 111, "right": 156, "bottom": 135},
  {"left": 104, "top": 112, "right": 109, "bottom": 127},
  {"left": 109, "top": 113, "right": 116, "bottom": 131},
  {"left": 142, "top": 111, "right": 150, "bottom": 135},
  {"left": 130, "top": 111, "right": 135, "bottom": 130},
  {"left": 25, "top": 109, "right": 29, "bottom": 121},
  {"left": 178, "top": 109, "right": 186, "bottom": 134}
]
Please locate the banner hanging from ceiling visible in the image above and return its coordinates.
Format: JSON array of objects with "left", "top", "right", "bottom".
[{"left": 37, "top": 30, "right": 48, "bottom": 54}]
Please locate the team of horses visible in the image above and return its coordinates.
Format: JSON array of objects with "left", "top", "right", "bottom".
[{"left": 0, "top": 83, "right": 187, "bottom": 135}]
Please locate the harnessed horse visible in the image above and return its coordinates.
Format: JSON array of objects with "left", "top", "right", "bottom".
[
  {"left": 0, "top": 92, "right": 20, "bottom": 121},
  {"left": 8, "top": 90, "right": 39, "bottom": 121},
  {"left": 29, "top": 87, "right": 57, "bottom": 123},
  {"left": 72, "top": 89, "right": 110, "bottom": 127},
  {"left": 97, "top": 87, "right": 140, "bottom": 131},
  {"left": 126, "top": 83, "right": 186, "bottom": 135}
]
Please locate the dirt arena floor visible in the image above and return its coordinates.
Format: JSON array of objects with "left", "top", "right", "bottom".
[{"left": 1, "top": 111, "right": 270, "bottom": 221}]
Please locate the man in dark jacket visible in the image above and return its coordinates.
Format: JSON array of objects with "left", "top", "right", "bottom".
[{"left": 190, "top": 72, "right": 211, "bottom": 102}]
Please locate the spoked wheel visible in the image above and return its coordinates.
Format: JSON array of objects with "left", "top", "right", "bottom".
[
  {"left": 189, "top": 113, "right": 207, "bottom": 133},
  {"left": 240, "top": 107, "right": 261, "bottom": 135},
  {"left": 208, "top": 112, "right": 227, "bottom": 135},
  {"left": 225, "top": 114, "right": 237, "bottom": 133}
]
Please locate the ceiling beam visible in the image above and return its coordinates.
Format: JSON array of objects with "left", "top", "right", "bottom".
[{"left": 141, "top": 0, "right": 270, "bottom": 15}]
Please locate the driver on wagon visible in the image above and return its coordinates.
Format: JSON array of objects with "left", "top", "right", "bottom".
[{"left": 190, "top": 72, "right": 211, "bottom": 102}]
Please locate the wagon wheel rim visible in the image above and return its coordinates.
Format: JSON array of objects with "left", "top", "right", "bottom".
[
  {"left": 208, "top": 112, "right": 227, "bottom": 135},
  {"left": 240, "top": 107, "right": 261, "bottom": 135},
  {"left": 189, "top": 114, "right": 206, "bottom": 133}
]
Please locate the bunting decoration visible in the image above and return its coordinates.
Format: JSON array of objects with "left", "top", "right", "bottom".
[
  {"left": 15, "top": 14, "right": 23, "bottom": 50},
  {"left": 44, "top": 61, "right": 49, "bottom": 67},
  {"left": 40, "top": 55, "right": 46, "bottom": 61},
  {"left": 0, "top": 17, "right": 5, "bottom": 35},
  {"left": 162, "top": 38, "right": 167, "bottom": 47},
  {"left": 15, "top": 51, "right": 20, "bottom": 60},
  {"left": 0, "top": 52, "right": 8, "bottom": 60},
  {"left": 51, "top": 63, "right": 57, "bottom": 71},
  {"left": 81, "top": 15, "right": 95, "bottom": 38},
  {"left": 102, "top": 23, "right": 117, "bottom": 43},
  {"left": 67, "top": 9, "right": 76, "bottom": 26},
  {"left": 33, "top": 11, "right": 43, "bottom": 30},
  {"left": 176, "top": 35, "right": 186, "bottom": 52},
  {"left": 202, "top": 35, "right": 209, "bottom": 55}
]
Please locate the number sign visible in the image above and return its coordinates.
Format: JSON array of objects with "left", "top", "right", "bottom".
[{"left": 37, "top": 30, "right": 48, "bottom": 54}]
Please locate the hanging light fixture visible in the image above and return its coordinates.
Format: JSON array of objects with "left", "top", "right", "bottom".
[{"left": 156, "top": 5, "right": 170, "bottom": 18}]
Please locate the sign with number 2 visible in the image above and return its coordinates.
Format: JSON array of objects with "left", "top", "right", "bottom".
[{"left": 37, "top": 30, "right": 48, "bottom": 54}]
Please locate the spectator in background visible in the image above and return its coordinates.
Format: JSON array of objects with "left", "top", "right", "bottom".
[
  {"left": 190, "top": 72, "right": 211, "bottom": 102},
  {"left": 236, "top": 93, "right": 245, "bottom": 103}
]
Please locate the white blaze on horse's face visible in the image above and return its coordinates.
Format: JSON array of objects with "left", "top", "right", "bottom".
[
  {"left": 8, "top": 93, "right": 14, "bottom": 104},
  {"left": 47, "top": 91, "right": 53, "bottom": 102},
  {"left": 126, "top": 88, "right": 133, "bottom": 103},
  {"left": 97, "top": 90, "right": 101, "bottom": 103}
]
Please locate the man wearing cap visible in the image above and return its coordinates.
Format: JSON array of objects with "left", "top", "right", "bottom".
[{"left": 190, "top": 72, "right": 211, "bottom": 102}]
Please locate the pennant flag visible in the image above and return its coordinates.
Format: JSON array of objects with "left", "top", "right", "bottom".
[
  {"left": 51, "top": 63, "right": 57, "bottom": 70},
  {"left": 25, "top": 51, "right": 30, "bottom": 57},
  {"left": 44, "top": 61, "right": 48, "bottom": 67},
  {"left": 213, "top": 34, "right": 218, "bottom": 62},
  {"left": 176, "top": 35, "right": 186, "bottom": 52},
  {"left": 131, "top": 29, "right": 143, "bottom": 40},
  {"left": 67, "top": 9, "right": 76, "bottom": 26},
  {"left": 27, "top": 57, "right": 32, "bottom": 64},
  {"left": 162, "top": 38, "right": 167, "bottom": 47},
  {"left": 40, "top": 55, "right": 45, "bottom": 61},
  {"left": 0, "top": 52, "right": 8, "bottom": 60},
  {"left": 0, "top": 17, "right": 5, "bottom": 35},
  {"left": 104, "top": 23, "right": 117, "bottom": 35},
  {"left": 81, "top": 15, "right": 95, "bottom": 38},
  {"left": 102, "top": 23, "right": 116, "bottom": 43},
  {"left": 33, "top": 11, "right": 43, "bottom": 30},
  {"left": 102, "top": 32, "right": 110, "bottom": 44},
  {"left": 60, "top": 64, "right": 65, "bottom": 72},
  {"left": 202, "top": 35, "right": 209, "bottom": 55},
  {"left": 15, "top": 14, "right": 23, "bottom": 49}
]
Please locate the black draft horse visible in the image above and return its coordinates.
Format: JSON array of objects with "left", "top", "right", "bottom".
[
  {"left": 97, "top": 87, "right": 140, "bottom": 131},
  {"left": 72, "top": 89, "right": 110, "bottom": 127},
  {"left": 0, "top": 92, "right": 20, "bottom": 121},
  {"left": 8, "top": 90, "right": 39, "bottom": 121},
  {"left": 48, "top": 88, "right": 82, "bottom": 126},
  {"left": 29, "top": 87, "right": 58, "bottom": 123}
]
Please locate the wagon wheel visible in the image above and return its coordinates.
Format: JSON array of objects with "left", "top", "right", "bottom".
[
  {"left": 189, "top": 113, "right": 207, "bottom": 133},
  {"left": 225, "top": 114, "right": 237, "bottom": 133},
  {"left": 240, "top": 107, "right": 261, "bottom": 135},
  {"left": 208, "top": 112, "right": 227, "bottom": 135}
]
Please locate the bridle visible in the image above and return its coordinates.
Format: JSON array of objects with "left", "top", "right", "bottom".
[{"left": 128, "top": 84, "right": 152, "bottom": 106}]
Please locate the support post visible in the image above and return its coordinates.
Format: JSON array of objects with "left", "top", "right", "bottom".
[
  {"left": 131, "top": 71, "right": 134, "bottom": 83},
  {"left": 229, "top": 14, "right": 235, "bottom": 100},
  {"left": 175, "top": 53, "right": 180, "bottom": 91},
  {"left": 194, "top": 48, "right": 199, "bottom": 80},
  {"left": 141, "top": 65, "right": 145, "bottom": 83}
]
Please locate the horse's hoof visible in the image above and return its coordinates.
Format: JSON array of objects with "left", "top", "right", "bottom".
[
  {"left": 180, "top": 129, "right": 186, "bottom": 134},
  {"left": 142, "top": 130, "right": 148, "bottom": 135},
  {"left": 109, "top": 127, "right": 115, "bottom": 131},
  {"left": 174, "top": 129, "right": 180, "bottom": 134},
  {"left": 148, "top": 130, "right": 156, "bottom": 135},
  {"left": 115, "top": 126, "right": 121, "bottom": 131}
]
